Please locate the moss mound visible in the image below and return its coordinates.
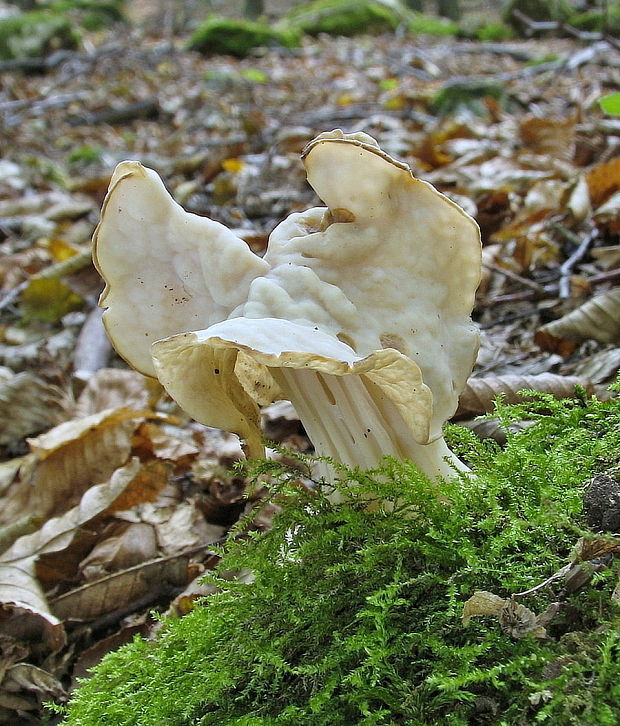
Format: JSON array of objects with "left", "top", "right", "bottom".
[
  {"left": 569, "top": 7, "right": 620, "bottom": 36},
  {"left": 503, "top": 0, "right": 572, "bottom": 26},
  {"left": 285, "top": 0, "right": 410, "bottom": 37},
  {"left": 187, "top": 17, "right": 299, "bottom": 58},
  {"left": 407, "top": 10, "right": 459, "bottom": 36},
  {"left": 0, "top": 10, "right": 79, "bottom": 61},
  {"left": 61, "top": 389, "right": 620, "bottom": 725},
  {"left": 48, "top": 1, "right": 125, "bottom": 31}
]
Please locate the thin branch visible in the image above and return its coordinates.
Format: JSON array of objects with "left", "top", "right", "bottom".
[{"left": 558, "top": 227, "right": 598, "bottom": 299}]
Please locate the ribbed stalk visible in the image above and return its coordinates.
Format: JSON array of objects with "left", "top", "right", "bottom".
[{"left": 273, "top": 368, "right": 468, "bottom": 484}]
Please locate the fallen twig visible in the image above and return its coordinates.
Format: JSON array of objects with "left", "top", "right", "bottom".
[
  {"left": 68, "top": 99, "right": 161, "bottom": 126},
  {"left": 558, "top": 227, "right": 598, "bottom": 299},
  {"left": 490, "top": 269, "right": 620, "bottom": 305},
  {"left": 483, "top": 261, "right": 545, "bottom": 293}
]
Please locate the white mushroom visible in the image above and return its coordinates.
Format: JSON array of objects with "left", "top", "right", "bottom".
[{"left": 94, "top": 130, "right": 481, "bottom": 483}]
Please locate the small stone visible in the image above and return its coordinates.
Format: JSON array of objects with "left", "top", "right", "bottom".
[{"left": 583, "top": 472, "right": 620, "bottom": 532}]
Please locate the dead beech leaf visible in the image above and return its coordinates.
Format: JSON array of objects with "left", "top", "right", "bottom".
[
  {"left": 0, "top": 408, "right": 154, "bottom": 527},
  {"left": 567, "top": 174, "right": 591, "bottom": 222},
  {"left": 50, "top": 552, "right": 191, "bottom": 621},
  {"left": 79, "top": 522, "right": 158, "bottom": 581},
  {"left": 586, "top": 156, "right": 620, "bottom": 207},
  {"left": 0, "top": 371, "right": 71, "bottom": 445},
  {"left": 519, "top": 115, "right": 576, "bottom": 161},
  {"left": 462, "top": 591, "right": 548, "bottom": 639},
  {"left": 573, "top": 535, "right": 620, "bottom": 563},
  {"left": 462, "top": 590, "right": 505, "bottom": 625},
  {"left": 535, "top": 288, "right": 620, "bottom": 354},
  {"left": 19, "top": 277, "right": 83, "bottom": 323},
  {"left": 1, "top": 662, "right": 65, "bottom": 704},
  {"left": 593, "top": 190, "right": 620, "bottom": 234},
  {"left": 74, "top": 368, "right": 157, "bottom": 418},
  {"left": 0, "top": 457, "right": 168, "bottom": 641},
  {"left": 0, "top": 516, "right": 42, "bottom": 554},
  {"left": 574, "top": 348, "right": 620, "bottom": 384},
  {"left": 456, "top": 374, "right": 590, "bottom": 419},
  {"left": 132, "top": 421, "right": 199, "bottom": 466},
  {"left": 0, "top": 561, "right": 65, "bottom": 650}
]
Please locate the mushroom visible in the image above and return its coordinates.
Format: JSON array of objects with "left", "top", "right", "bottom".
[{"left": 94, "top": 130, "right": 481, "bottom": 483}]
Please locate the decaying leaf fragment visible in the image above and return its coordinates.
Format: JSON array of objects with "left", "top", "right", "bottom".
[
  {"left": 0, "top": 456, "right": 169, "bottom": 645},
  {"left": 0, "top": 407, "right": 156, "bottom": 527},
  {"left": 535, "top": 288, "right": 620, "bottom": 354},
  {"left": 455, "top": 373, "right": 591, "bottom": 419},
  {"left": 462, "top": 591, "right": 555, "bottom": 639},
  {"left": 0, "top": 371, "right": 71, "bottom": 446}
]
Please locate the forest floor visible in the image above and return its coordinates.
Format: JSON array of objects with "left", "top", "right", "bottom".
[{"left": 0, "top": 2, "right": 619, "bottom": 722}]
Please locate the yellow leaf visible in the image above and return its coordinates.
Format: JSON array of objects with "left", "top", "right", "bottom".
[
  {"left": 20, "top": 277, "right": 83, "bottom": 323},
  {"left": 221, "top": 158, "right": 245, "bottom": 174}
]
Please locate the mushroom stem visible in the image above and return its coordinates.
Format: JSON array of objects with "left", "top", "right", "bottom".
[{"left": 274, "top": 368, "right": 468, "bottom": 485}]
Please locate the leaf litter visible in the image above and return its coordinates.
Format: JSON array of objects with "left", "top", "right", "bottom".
[{"left": 0, "top": 0, "right": 619, "bottom": 721}]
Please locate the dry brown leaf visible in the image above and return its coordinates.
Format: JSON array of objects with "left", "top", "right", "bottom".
[
  {"left": 50, "top": 553, "right": 191, "bottom": 621},
  {"left": 0, "top": 457, "right": 168, "bottom": 639},
  {"left": 567, "top": 174, "right": 591, "bottom": 222},
  {"left": 0, "top": 408, "right": 155, "bottom": 527},
  {"left": 535, "top": 288, "right": 620, "bottom": 354},
  {"left": 74, "top": 369, "right": 157, "bottom": 418},
  {"left": 131, "top": 421, "right": 200, "bottom": 467},
  {"left": 0, "top": 662, "right": 65, "bottom": 706},
  {"left": 0, "top": 371, "right": 71, "bottom": 446},
  {"left": 140, "top": 500, "right": 225, "bottom": 556},
  {"left": 593, "top": 190, "right": 620, "bottom": 234},
  {"left": 462, "top": 591, "right": 548, "bottom": 639},
  {"left": 519, "top": 115, "right": 576, "bottom": 161},
  {"left": 573, "top": 347, "right": 620, "bottom": 384},
  {"left": 462, "top": 590, "right": 505, "bottom": 625},
  {"left": 591, "top": 245, "right": 620, "bottom": 271},
  {"left": 79, "top": 522, "right": 158, "bottom": 582},
  {"left": 456, "top": 374, "right": 590, "bottom": 419},
  {"left": 573, "top": 535, "right": 620, "bottom": 563},
  {"left": 586, "top": 156, "right": 620, "bottom": 207}
]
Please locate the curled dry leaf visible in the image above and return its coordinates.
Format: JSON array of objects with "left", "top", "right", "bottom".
[
  {"left": 593, "top": 190, "right": 620, "bottom": 235},
  {"left": 74, "top": 368, "right": 157, "bottom": 418},
  {"left": 0, "top": 407, "right": 156, "bottom": 527},
  {"left": 455, "top": 373, "right": 591, "bottom": 419},
  {"left": 0, "top": 663, "right": 65, "bottom": 715},
  {"left": 0, "top": 458, "right": 168, "bottom": 648},
  {"left": 78, "top": 522, "right": 158, "bottom": 582},
  {"left": 535, "top": 288, "right": 620, "bottom": 355},
  {"left": 50, "top": 552, "right": 191, "bottom": 622},
  {"left": 462, "top": 591, "right": 550, "bottom": 639},
  {"left": 519, "top": 115, "right": 576, "bottom": 161},
  {"left": 585, "top": 156, "right": 620, "bottom": 208},
  {"left": 0, "top": 371, "right": 71, "bottom": 446},
  {"left": 573, "top": 347, "right": 620, "bottom": 385}
]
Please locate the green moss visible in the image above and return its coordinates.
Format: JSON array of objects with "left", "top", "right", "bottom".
[
  {"left": 284, "top": 0, "right": 409, "bottom": 37},
  {"left": 47, "top": 1, "right": 126, "bottom": 31},
  {"left": 0, "top": 10, "right": 79, "bottom": 61},
  {"left": 569, "top": 7, "right": 620, "bottom": 36},
  {"left": 187, "top": 16, "right": 300, "bottom": 58},
  {"left": 503, "top": 0, "right": 572, "bottom": 26},
  {"left": 472, "top": 23, "right": 514, "bottom": 42},
  {"left": 407, "top": 11, "right": 459, "bottom": 36},
  {"left": 430, "top": 80, "right": 507, "bottom": 116},
  {"left": 60, "top": 389, "right": 620, "bottom": 725}
]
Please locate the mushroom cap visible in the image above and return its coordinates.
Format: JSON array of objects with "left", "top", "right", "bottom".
[
  {"left": 94, "top": 131, "right": 480, "bottom": 446},
  {"left": 93, "top": 161, "right": 269, "bottom": 377},
  {"left": 152, "top": 317, "right": 433, "bottom": 459},
  {"left": 244, "top": 130, "right": 481, "bottom": 439}
]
